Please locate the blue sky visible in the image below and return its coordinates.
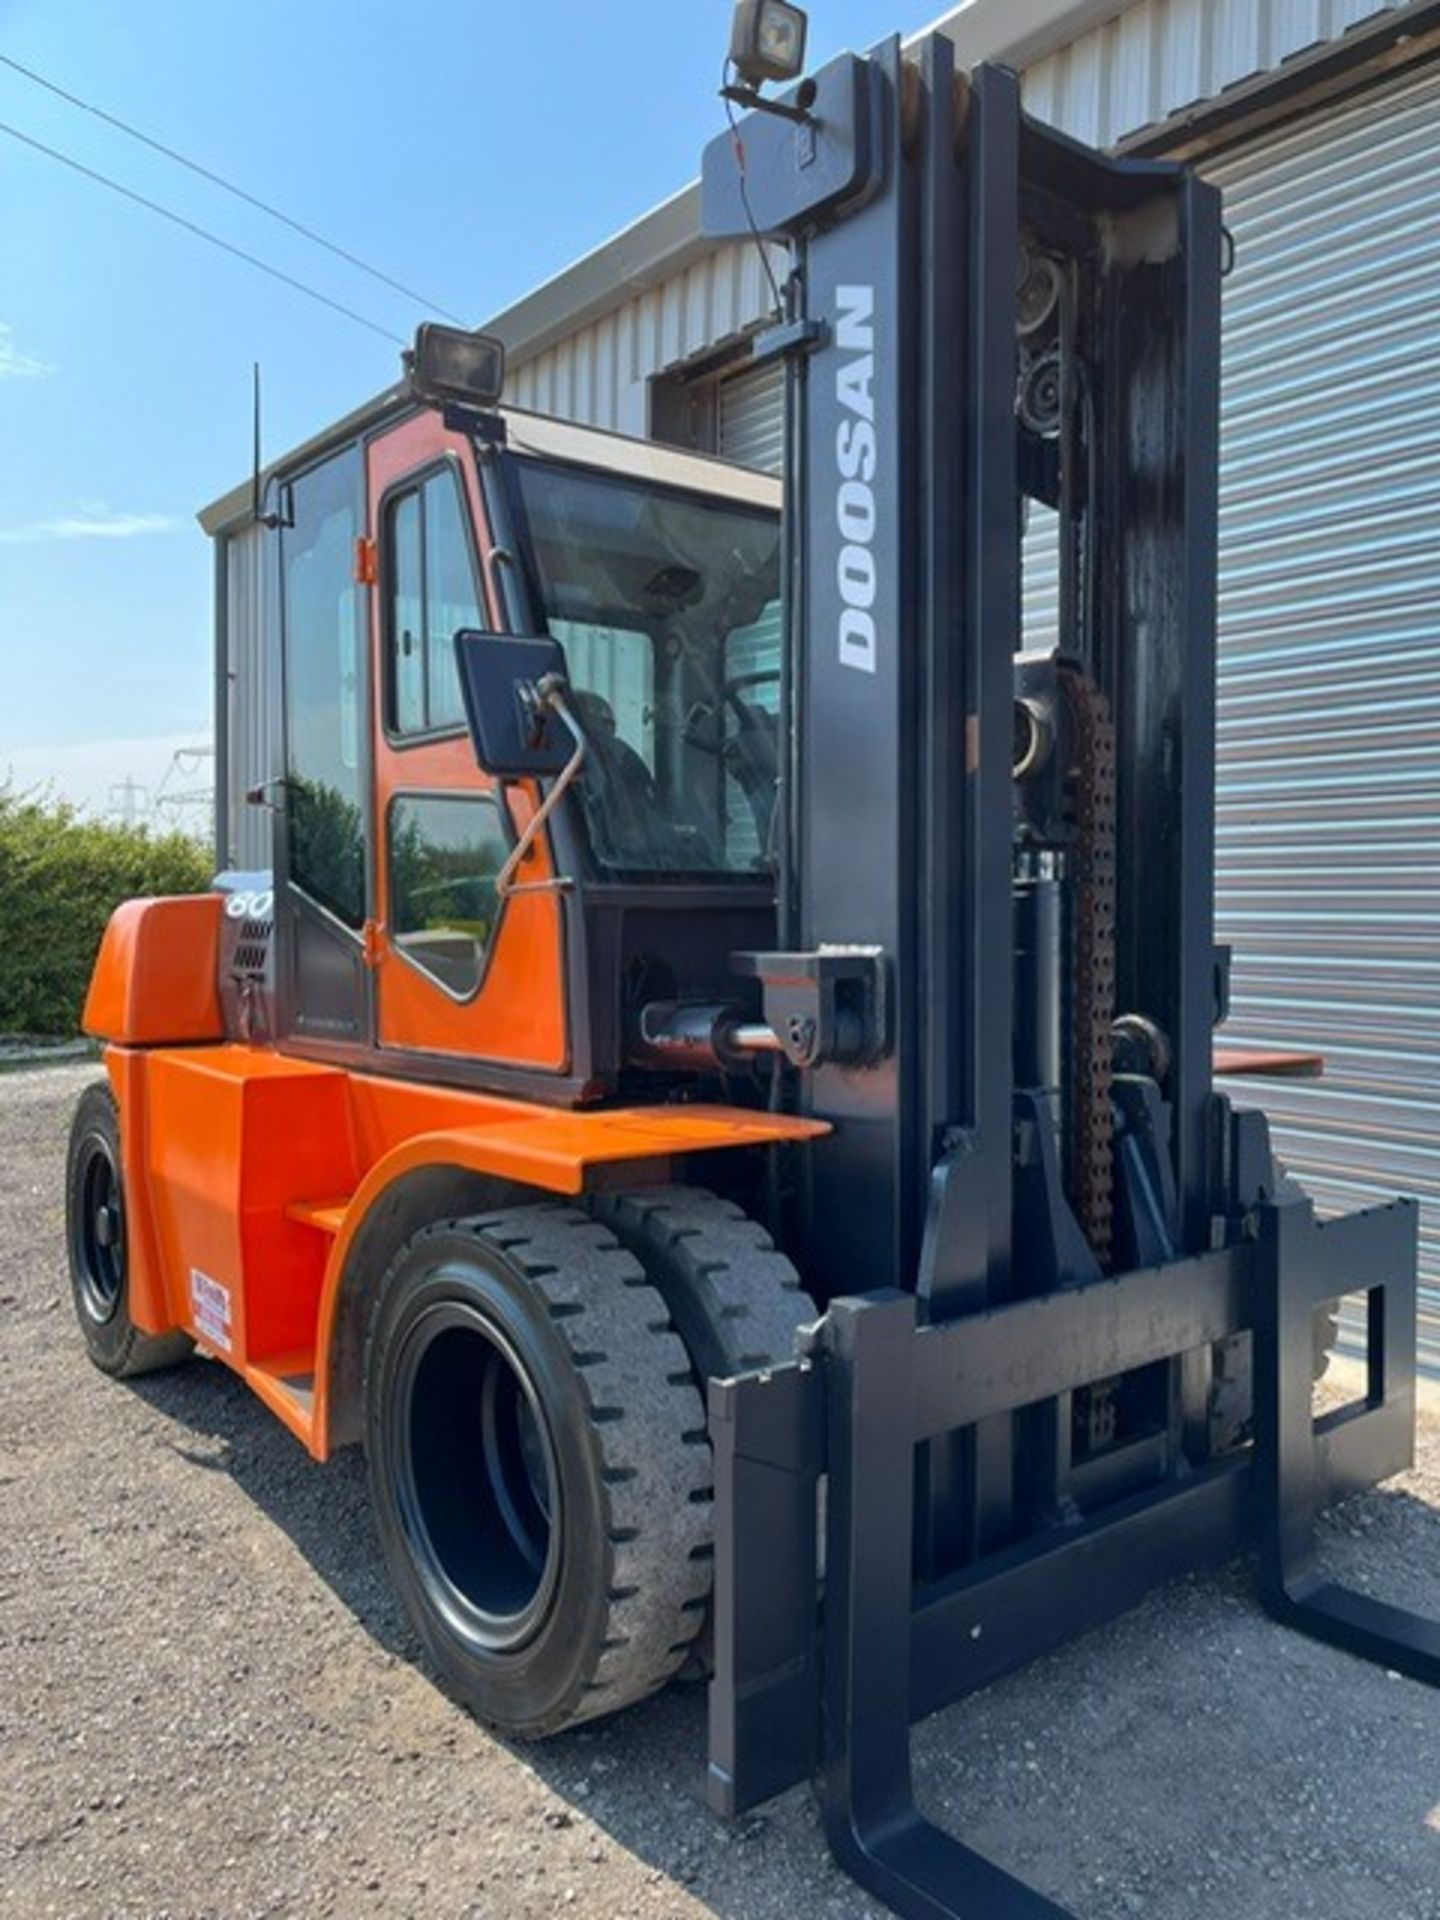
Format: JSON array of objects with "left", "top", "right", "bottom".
[{"left": 0, "top": 0, "right": 921, "bottom": 817}]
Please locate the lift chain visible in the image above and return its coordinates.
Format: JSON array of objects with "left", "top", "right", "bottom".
[{"left": 1058, "top": 664, "right": 1116, "bottom": 1267}]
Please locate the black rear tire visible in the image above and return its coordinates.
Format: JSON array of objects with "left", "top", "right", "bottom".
[
  {"left": 65, "top": 1083, "right": 193, "bottom": 1379},
  {"left": 364, "top": 1206, "right": 712, "bottom": 1738}
]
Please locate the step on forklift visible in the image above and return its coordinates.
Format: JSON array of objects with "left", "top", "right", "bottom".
[{"left": 66, "top": 8, "right": 1439, "bottom": 1915}]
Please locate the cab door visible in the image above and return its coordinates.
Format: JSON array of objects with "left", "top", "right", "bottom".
[
  {"left": 275, "top": 442, "right": 372, "bottom": 1049},
  {"left": 365, "top": 414, "right": 569, "bottom": 1077}
]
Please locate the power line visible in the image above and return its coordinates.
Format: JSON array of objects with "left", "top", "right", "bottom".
[
  {"left": 0, "top": 52, "right": 465, "bottom": 324},
  {"left": 0, "top": 118, "right": 407, "bottom": 345}
]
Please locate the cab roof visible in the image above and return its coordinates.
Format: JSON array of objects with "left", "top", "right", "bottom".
[{"left": 198, "top": 387, "right": 781, "bottom": 538}]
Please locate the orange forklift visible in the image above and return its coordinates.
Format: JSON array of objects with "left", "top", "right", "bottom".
[
  {"left": 67, "top": 12, "right": 1439, "bottom": 1917},
  {"left": 70, "top": 388, "right": 824, "bottom": 1729}
]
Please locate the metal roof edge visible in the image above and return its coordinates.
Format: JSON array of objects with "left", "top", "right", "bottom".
[
  {"left": 482, "top": 1, "right": 1102, "bottom": 368},
  {"left": 921, "top": 0, "right": 1132, "bottom": 72}
]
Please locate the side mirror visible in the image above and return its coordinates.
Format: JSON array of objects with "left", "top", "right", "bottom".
[{"left": 454, "top": 631, "right": 576, "bottom": 777}]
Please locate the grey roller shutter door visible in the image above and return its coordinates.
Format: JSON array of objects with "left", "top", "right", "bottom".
[
  {"left": 1208, "top": 60, "right": 1440, "bottom": 1371},
  {"left": 718, "top": 359, "right": 785, "bottom": 473}
]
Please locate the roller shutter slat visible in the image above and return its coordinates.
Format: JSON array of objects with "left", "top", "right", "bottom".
[{"left": 717, "top": 360, "right": 784, "bottom": 474}]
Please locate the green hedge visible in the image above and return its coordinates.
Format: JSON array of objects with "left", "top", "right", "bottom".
[{"left": 0, "top": 791, "right": 213, "bottom": 1038}]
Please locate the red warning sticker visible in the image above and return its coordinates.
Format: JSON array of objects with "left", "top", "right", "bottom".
[{"left": 190, "top": 1268, "right": 232, "bottom": 1352}]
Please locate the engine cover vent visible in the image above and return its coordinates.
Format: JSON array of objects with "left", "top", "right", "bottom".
[{"left": 214, "top": 870, "right": 276, "bottom": 1041}]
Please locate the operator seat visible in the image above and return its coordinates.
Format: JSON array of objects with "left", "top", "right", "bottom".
[{"left": 569, "top": 689, "right": 662, "bottom": 867}]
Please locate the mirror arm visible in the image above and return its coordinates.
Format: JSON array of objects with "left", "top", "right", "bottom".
[{"left": 495, "top": 678, "right": 588, "bottom": 899}]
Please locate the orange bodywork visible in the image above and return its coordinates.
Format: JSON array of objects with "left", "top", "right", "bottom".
[
  {"left": 83, "top": 419, "right": 829, "bottom": 1467},
  {"left": 102, "top": 1038, "right": 826, "bottom": 1460},
  {"left": 83, "top": 895, "right": 225, "bottom": 1044}
]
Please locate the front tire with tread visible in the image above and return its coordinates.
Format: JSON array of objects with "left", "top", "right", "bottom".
[{"left": 364, "top": 1205, "right": 712, "bottom": 1738}]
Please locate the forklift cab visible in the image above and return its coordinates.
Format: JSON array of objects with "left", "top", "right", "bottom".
[{"left": 268, "top": 386, "right": 785, "bottom": 1102}]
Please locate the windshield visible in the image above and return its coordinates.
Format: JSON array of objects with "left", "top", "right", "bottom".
[{"left": 507, "top": 456, "right": 782, "bottom": 880}]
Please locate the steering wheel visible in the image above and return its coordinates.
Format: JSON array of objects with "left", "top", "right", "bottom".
[{"left": 682, "top": 668, "right": 781, "bottom": 755}]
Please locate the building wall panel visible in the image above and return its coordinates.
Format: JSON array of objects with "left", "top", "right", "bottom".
[
  {"left": 506, "top": 238, "right": 785, "bottom": 438},
  {"left": 1021, "top": 0, "right": 1403, "bottom": 146}
]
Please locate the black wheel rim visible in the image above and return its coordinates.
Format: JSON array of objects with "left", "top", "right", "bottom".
[
  {"left": 73, "top": 1131, "right": 125, "bottom": 1325},
  {"left": 391, "top": 1297, "right": 561, "bottom": 1653}
]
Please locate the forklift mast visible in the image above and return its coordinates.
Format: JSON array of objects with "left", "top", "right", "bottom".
[
  {"left": 700, "top": 38, "right": 1439, "bottom": 1920},
  {"left": 706, "top": 43, "right": 1218, "bottom": 1305}
]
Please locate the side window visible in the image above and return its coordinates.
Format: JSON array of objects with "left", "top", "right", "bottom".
[
  {"left": 390, "top": 492, "right": 424, "bottom": 733},
  {"left": 282, "top": 448, "right": 365, "bottom": 927},
  {"left": 385, "top": 466, "right": 484, "bottom": 737},
  {"left": 389, "top": 794, "right": 509, "bottom": 998},
  {"left": 426, "top": 478, "right": 475, "bottom": 730}
]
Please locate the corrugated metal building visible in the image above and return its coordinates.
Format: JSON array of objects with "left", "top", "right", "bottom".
[{"left": 214, "top": 0, "right": 1440, "bottom": 1362}]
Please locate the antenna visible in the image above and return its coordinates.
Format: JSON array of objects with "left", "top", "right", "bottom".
[{"left": 251, "top": 361, "right": 262, "bottom": 524}]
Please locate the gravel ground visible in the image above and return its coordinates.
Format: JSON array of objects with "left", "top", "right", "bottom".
[{"left": 3, "top": 1063, "right": 1438, "bottom": 1920}]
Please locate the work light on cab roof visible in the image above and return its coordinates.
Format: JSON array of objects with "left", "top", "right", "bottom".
[{"left": 404, "top": 322, "right": 505, "bottom": 411}]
